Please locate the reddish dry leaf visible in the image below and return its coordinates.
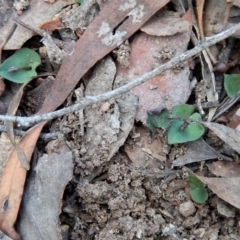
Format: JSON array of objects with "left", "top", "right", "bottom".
[
  {"left": 0, "top": 1, "right": 170, "bottom": 238},
  {"left": 0, "top": 121, "right": 46, "bottom": 240},
  {"left": 39, "top": 17, "right": 65, "bottom": 31},
  {"left": 117, "top": 11, "right": 191, "bottom": 122},
  {"left": 228, "top": 107, "right": 240, "bottom": 130},
  {"left": 207, "top": 161, "right": 240, "bottom": 177}
]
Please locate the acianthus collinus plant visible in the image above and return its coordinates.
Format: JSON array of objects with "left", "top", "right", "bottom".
[
  {"left": 187, "top": 175, "right": 208, "bottom": 204},
  {"left": 146, "top": 104, "right": 205, "bottom": 144},
  {"left": 0, "top": 47, "right": 41, "bottom": 83}
]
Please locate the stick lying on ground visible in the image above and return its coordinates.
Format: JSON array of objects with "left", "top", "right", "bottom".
[{"left": 1, "top": 23, "right": 240, "bottom": 128}]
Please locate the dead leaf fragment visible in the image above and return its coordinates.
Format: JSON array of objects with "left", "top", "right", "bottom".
[
  {"left": 0, "top": 122, "right": 46, "bottom": 240},
  {"left": 207, "top": 161, "right": 240, "bottom": 177},
  {"left": 172, "top": 138, "right": 219, "bottom": 167},
  {"left": 17, "top": 141, "right": 73, "bottom": 240},
  {"left": 117, "top": 17, "right": 191, "bottom": 122},
  {"left": 202, "top": 121, "right": 240, "bottom": 154},
  {"left": 197, "top": 175, "right": 240, "bottom": 210},
  {"left": 39, "top": 17, "right": 65, "bottom": 31}
]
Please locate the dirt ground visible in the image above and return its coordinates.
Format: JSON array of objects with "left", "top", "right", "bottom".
[{"left": 0, "top": 1, "right": 240, "bottom": 240}]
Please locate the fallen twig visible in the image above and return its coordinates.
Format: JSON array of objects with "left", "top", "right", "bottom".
[{"left": 1, "top": 23, "right": 240, "bottom": 128}]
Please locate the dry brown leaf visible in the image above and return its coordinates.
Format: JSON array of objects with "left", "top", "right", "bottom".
[
  {"left": 197, "top": 175, "right": 240, "bottom": 210},
  {"left": 17, "top": 140, "right": 73, "bottom": 240},
  {"left": 5, "top": 80, "right": 33, "bottom": 170},
  {"left": 207, "top": 161, "right": 240, "bottom": 177},
  {"left": 172, "top": 138, "right": 219, "bottom": 167},
  {"left": 185, "top": 167, "right": 240, "bottom": 210},
  {"left": 39, "top": 17, "right": 65, "bottom": 31},
  {"left": 202, "top": 121, "right": 240, "bottom": 154},
  {"left": 0, "top": 122, "right": 46, "bottom": 240},
  {"left": 116, "top": 11, "right": 191, "bottom": 122}
]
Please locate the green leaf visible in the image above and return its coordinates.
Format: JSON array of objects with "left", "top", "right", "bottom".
[
  {"left": 224, "top": 74, "right": 240, "bottom": 98},
  {"left": 0, "top": 48, "right": 41, "bottom": 83},
  {"left": 190, "top": 112, "right": 202, "bottom": 121},
  {"left": 187, "top": 175, "right": 205, "bottom": 189},
  {"left": 187, "top": 175, "right": 208, "bottom": 204},
  {"left": 146, "top": 109, "right": 171, "bottom": 132},
  {"left": 76, "top": 0, "right": 84, "bottom": 3},
  {"left": 190, "top": 187, "right": 208, "bottom": 204},
  {"left": 172, "top": 104, "right": 195, "bottom": 118},
  {"left": 167, "top": 120, "right": 205, "bottom": 144}
]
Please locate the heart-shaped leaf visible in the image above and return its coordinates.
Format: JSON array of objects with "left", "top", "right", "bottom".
[
  {"left": 0, "top": 48, "right": 41, "bottom": 83},
  {"left": 167, "top": 120, "right": 205, "bottom": 144},
  {"left": 224, "top": 74, "right": 240, "bottom": 98},
  {"left": 187, "top": 175, "right": 208, "bottom": 204},
  {"left": 146, "top": 109, "right": 171, "bottom": 131},
  {"left": 172, "top": 104, "right": 195, "bottom": 118}
]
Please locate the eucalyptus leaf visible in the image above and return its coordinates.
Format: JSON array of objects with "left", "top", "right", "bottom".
[
  {"left": 224, "top": 74, "right": 240, "bottom": 98},
  {"left": 0, "top": 48, "right": 41, "bottom": 83},
  {"left": 167, "top": 120, "right": 205, "bottom": 144}
]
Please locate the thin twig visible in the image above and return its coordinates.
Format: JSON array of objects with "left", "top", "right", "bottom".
[
  {"left": 0, "top": 124, "right": 61, "bottom": 141},
  {"left": 1, "top": 23, "right": 240, "bottom": 128}
]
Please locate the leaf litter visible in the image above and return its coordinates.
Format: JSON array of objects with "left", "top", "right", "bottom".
[{"left": 1, "top": 0, "right": 240, "bottom": 239}]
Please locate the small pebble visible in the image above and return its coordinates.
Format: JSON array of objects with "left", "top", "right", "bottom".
[{"left": 179, "top": 201, "right": 196, "bottom": 217}]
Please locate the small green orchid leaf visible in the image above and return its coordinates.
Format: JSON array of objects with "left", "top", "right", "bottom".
[
  {"left": 224, "top": 74, "right": 240, "bottom": 98},
  {"left": 190, "top": 112, "right": 202, "bottom": 121},
  {"left": 146, "top": 109, "right": 171, "bottom": 132},
  {"left": 167, "top": 120, "right": 205, "bottom": 144},
  {"left": 187, "top": 175, "right": 205, "bottom": 189},
  {"left": 76, "top": 0, "right": 84, "bottom": 3},
  {"left": 172, "top": 104, "right": 195, "bottom": 118},
  {"left": 187, "top": 175, "right": 208, "bottom": 204},
  {"left": 0, "top": 48, "right": 41, "bottom": 83},
  {"left": 190, "top": 187, "right": 208, "bottom": 204}
]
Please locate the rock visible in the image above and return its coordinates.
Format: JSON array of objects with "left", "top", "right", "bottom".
[{"left": 179, "top": 201, "right": 196, "bottom": 217}]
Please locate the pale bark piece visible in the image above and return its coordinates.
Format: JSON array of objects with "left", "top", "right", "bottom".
[
  {"left": 202, "top": 121, "right": 240, "bottom": 155},
  {"left": 116, "top": 12, "right": 191, "bottom": 122},
  {"left": 4, "top": 0, "right": 75, "bottom": 50},
  {"left": 172, "top": 138, "right": 219, "bottom": 167},
  {"left": 17, "top": 146, "right": 73, "bottom": 240}
]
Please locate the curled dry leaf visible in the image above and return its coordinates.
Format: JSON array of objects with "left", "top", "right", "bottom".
[{"left": 0, "top": 122, "right": 46, "bottom": 240}]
